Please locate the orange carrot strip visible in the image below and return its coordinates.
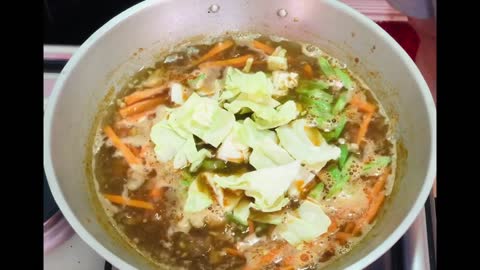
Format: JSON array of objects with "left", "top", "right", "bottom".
[
  {"left": 352, "top": 221, "right": 364, "bottom": 236},
  {"left": 335, "top": 232, "right": 352, "bottom": 242},
  {"left": 304, "top": 63, "right": 314, "bottom": 79},
  {"left": 128, "top": 146, "right": 141, "bottom": 157},
  {"left": 124, "top": 109, "right": 156, "bottom": 123},
  {"left": 248, "top": 220, "right": 255, "bottom": 235},
  {"left": 103, "top": 194, "right": 154, "bottom": 210},
  {"left": 283, "top": 255, "right": 295, "bottom": 266},
  {"left": 371, "top": 168, "right": 391, "bottom": 198},
  {"left": 199, "top": 54, "right": 254, "bottom": 69},
  {"left": 119, "top": 97, "right": 165, "bottom": 118},
  {"left": 252, "top": 40, "right": 275, "bottom": 55},
  {"left": 344, "top": 222, "right": 355, "bottom": 233},
  {"left": 366, "top": 191, "right": 386, "bottom": 224},
  {"left": 150, "top": 186, "right": 164, "bottom": 201},
  {"left": 356, "top": 112, "right": 373, "bottom": 145},
  {"left": 350, "top": 94, "right": 376, "bottom": 113},
  {"left": 328, "top": 218, "right": 338, "bottom": 232},
  {"left": 103, "top": 126, "right": 141, "bottom": 165},
  {"left": 225, "top": 247, "right": 244, "bottom": 257},
  {"left": 353, "top": 190, "right": 387, "bottom": 235},
  {"left": 124, "top": 85, "right": 168, "bottom": 105},
  {"left": 192, "top": 40, "right": 235, "bottom": 66}
]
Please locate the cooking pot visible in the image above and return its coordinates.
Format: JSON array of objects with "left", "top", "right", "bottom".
[{"left": 43, "top": 0, "right": 437, "bottom": 269}]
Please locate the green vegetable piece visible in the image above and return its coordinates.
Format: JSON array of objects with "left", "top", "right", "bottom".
[
  {"left": 318, "top": 57, "right": 335, "bottom": 77},
  {"left": 334, "top": 68, "right": 353, "bottom": 90},
  {"left": 309, "top": 183, "right": 325, "bottom": 200},
  {"left": 362, "top": 156, "right": 392, "bottom": 176},
  {"left": 339, "top": 144, "right": 349, "bottom": 169},
  {"left": 323, "top": 114, "right": 347, "bottom": 141},
  {"left": 200, "top": 158, "right": 227, "bottom": 171},
  {"left": 332, "top": 92, "right": 349, "bottom": 115}
]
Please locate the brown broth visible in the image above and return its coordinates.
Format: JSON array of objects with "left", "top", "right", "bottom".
[{"left": 91, "top": 34, "right": 396, "bottom": 270}]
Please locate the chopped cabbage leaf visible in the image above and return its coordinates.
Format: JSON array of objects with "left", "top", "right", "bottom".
[
  {"left": 249, "top": 138, "right": 294, "bottom": 169},
  {"left": 224, "top": 95, "right": 280, "bottom": 120},
  {"left": 250, "top": 211, "right": 286, "bottom": 225},
  {"left": 184, "top": 179, "right": 213, "bottom": 213},
  {"left": 235, "top": 118, "right": 293, "bottom": 169},
  {"left": 253, "top": 100, "right": 299, "bottom": 130},
  {"left": 276, "top": 119, "right": 341, "bottom": 170},
  {"left": 213, "top": 161, "right": 302, "bottom": 212},
  {"left": 217, "top": 122, "right": 250, "bottom": 163},
  {"left": 150, "top": 120, "right": 187, "bottom": 163},
  {"left": 275, "top": 200, "right": 331, "bottom": 246},
  {"left": 267, "top": 47, "right": 288, "bottom": 71},
  {"left": 168, "top": 93, "right": 235, "bottom": 147},
  {"left": 232, "top": 198, "right": 252, "bottom": 225},
  {"left": 172, "top": 134, "right": 212, "bottom": 171},
  {"left": 221, "top": 67, "right": 274, "bottom": 101},
  {"left": 236, "top": 118, "right": 277, "bottom": 148}
]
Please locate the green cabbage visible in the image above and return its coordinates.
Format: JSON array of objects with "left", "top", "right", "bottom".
[
  {"left": 275, "top": 200, "right": 331, "bottom": 246},
  {"left": 222, "top": 67, "right": 274, "bottom": 101},
  {"left": 276, "top": 119, "right": 341, "bottom": 170},
  {"left": 184, "top": 179, "right": 213, "bottom": 213},
  {"left": 168, "top": 93, "right": 235, "bottom": 148},
  {"left": 232, "top": 198, "right": 252, "bottom": 225},
  {"left": 362, "top": 156, "right": 392, "bottom": 176},
  {"left": 213, "top": 161, "right": 302, "bottom": 212},
  {"left": 253, "top": 100, "right": 298, "bottom": 130},
  {"left": 150, "top": 120, "right": 187, "bottom": 163},
  {"left": 236, "top": 118, "right": 293, "bottom": 169}
]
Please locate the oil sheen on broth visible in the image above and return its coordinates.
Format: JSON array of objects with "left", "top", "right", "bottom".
[{"left": 91, "top": 34, "right": 396, "bottom": 270}]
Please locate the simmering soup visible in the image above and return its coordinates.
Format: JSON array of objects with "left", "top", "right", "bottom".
[{"left": 90, "top": 34, "right": 396, "bottom": 270}]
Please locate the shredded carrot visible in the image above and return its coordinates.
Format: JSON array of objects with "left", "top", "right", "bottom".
[
  {"left": 371, "top": 168, "right": 391, "bottom": 199},
  {"left": 248, "top": 220, "right": 255, "bottom": 235},
  {"left": 344, "top": 222, "right": 355, "bottom": 233},
  {"left": 191, "top": 40, "right": 235, "bottom": 66},
  {"left": 328, "top": 218, "right": 338, "bottom": 232},
  {"left": 335, "top": 232, "right": 352, "bottom": 243},
  {"left": 140, "top": 144, "right": 151, "bottom": 156},
  {"left": 124, "top": 85, "right": 168, "bottom": 105},
  {"left": 124, "top": 109, "right": 156, "bottom": 123},
  {"left": 252, "top": 40, "right": 275, "bottom": 55},
  {"left": 352, "top": 190, "right": 386, "bottom": 235},
  {"left": 225, "top": 247, "right": 244, "bottom": 257},
  {"left": 119, "top": 97, "right": 165, "bottom": 118},
  {"left": 150, "top": 186, "right": 164, "bottom": 201},
  {"left": 366, "top": 191, "right": 386, "bottom": 224},
  {"left": 352, "top": 221, "right": 364, "bottom": 236},
  {"left": 350, "top": 94, "right": 376, "bottom": 113},
  {"left": 128, "top": 146, "right": 141, "bottom": 157},
  {"left": 283, "top": 255, "right": 295, "bottom": 266},
  {"left": 103, "top": 194, "right": 154, "bottom": 210},
  {"left": 199, "top": 54, "right": 254, "bottom": 69},
  {"left": 103, "top": 126, "right": 141, "bottom": 165},
  {"left": 303, "top": 63, "right": 314, "bottom": 79},
  {"left": 356, "top": 112, "right": 373, "bottom": 145}
]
